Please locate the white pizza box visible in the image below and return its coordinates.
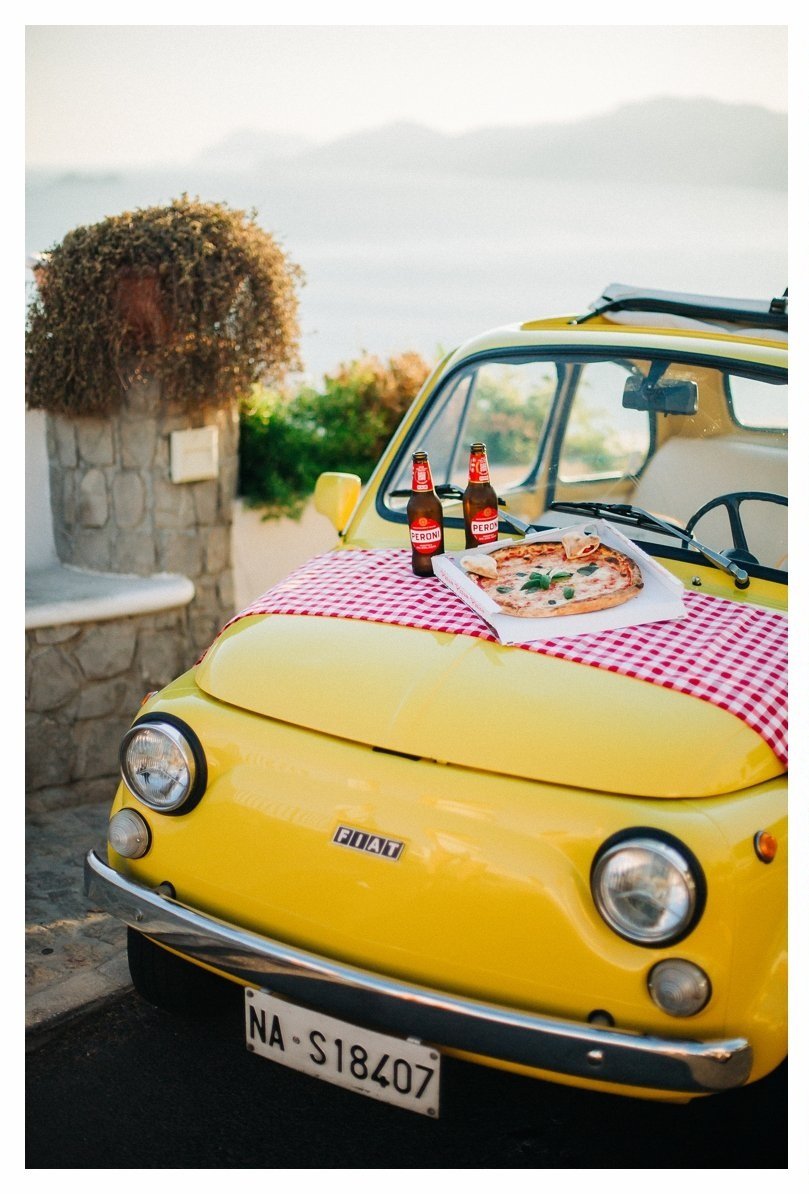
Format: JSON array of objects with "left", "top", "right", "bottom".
[{"left": 432, "top": 520, "right": 686, "bottom": 644}]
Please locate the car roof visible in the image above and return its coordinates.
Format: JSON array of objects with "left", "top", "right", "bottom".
[
  {"left": 571, "top": 282, "right": 788, "bottom": 340},
  {"left": 446, "top": 284, "right": 788, "bottom": 372}
]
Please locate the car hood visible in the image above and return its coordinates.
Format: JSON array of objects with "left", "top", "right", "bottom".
[{"left": 195, "top": 613, "right": 782, "bottom": 798}]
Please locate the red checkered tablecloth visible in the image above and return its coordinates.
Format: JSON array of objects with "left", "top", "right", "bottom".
[{"left": 215, "top": 548, "right": 788, "bottom": 766}]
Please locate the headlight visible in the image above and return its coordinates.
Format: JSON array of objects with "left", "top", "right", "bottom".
[
  {"left": 591, "top": 832, "right": 704, "bottom": 946},
  {"left": 120, "top": 715, "right": 206, "bottom": 814}
]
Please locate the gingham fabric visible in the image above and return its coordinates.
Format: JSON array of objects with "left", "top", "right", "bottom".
[{"left": 217, "top": 548, "right": 788, "bottom": 766}]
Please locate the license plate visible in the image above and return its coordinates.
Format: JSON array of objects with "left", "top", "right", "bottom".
[{"left": 245, "top": 988, "right": 441, "bottom": 1117}]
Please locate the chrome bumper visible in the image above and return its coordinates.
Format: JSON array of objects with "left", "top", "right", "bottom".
[{"left": 85, "top": 849, "right": 751, "bottom": 1094}]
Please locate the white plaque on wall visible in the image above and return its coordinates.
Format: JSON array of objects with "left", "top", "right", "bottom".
[{"left": 170, "top": 426, "right": 220, "bottom": 483}]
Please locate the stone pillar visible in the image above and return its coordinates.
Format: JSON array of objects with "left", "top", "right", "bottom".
[{"left": 46, "top": 375, "right": 239, "bottom": 659}]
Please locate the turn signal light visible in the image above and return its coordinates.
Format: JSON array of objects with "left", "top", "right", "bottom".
[
  {"left": 754, "top": 830, "right": 778, "bottom": 863},
  {"left": 648, "top": 959, "right": 711, "bottom": 1017},
  {"left": 108, "top": 808, "right": 151, "bottom": 859}
]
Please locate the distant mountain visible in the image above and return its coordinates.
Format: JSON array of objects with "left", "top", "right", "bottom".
[
  {"left": 243, "top": 99, "right": 785, "bottom": 189},
  {"left": 288, "top": 120, "right": 449, "bottom": 171},
  {"left": 192, "top": 129, "right": 315, "bottom": 172},
  {"left": 444, "top": 99, "right": 786, "bottom": 189}
]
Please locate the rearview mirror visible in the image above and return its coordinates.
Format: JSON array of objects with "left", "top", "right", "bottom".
[{"left": 623, "top": 376, "right": 698, "bottom": 415}]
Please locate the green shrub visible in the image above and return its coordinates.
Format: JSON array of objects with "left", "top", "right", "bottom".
[
  {"left": 238, "top": 351, "right": 433, "bottom": 518},
  {"left": 238, "top": 388, "right": 324, "bottom": 519}
]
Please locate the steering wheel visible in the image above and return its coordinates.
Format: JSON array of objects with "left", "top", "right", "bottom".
[{"left": 685, "top": 491, "right": 788, "bottom": 565}]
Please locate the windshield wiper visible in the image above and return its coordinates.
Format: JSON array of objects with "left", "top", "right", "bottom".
[
  {"left": 550, "top": 501, "right": 750, "bottom": 588},
  {"left": 389, "top": 487, "right": 751, "bottom": 587}
]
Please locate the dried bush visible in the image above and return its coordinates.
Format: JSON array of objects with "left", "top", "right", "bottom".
[{"left": 25, "top": 196, "right": 304, "bottom": 415}]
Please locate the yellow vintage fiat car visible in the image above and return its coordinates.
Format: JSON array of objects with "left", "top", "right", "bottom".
[{"left": 85, "top": 284, "right": 787, "bottom": 1116}]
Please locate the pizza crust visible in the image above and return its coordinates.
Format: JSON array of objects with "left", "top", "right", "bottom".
[
  {"left": 561, "top": 528, "right": 600, "bottom": 559},
  {"left": 461, "top": 553, "right": 498, "bottom": 579},
  {"left": 472, "top": 541, "right": 643, "bottom": 618}
]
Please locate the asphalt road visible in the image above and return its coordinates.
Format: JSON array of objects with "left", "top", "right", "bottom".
[{"left": 26, "top": 985, "right": 787, "bottom": 1169}]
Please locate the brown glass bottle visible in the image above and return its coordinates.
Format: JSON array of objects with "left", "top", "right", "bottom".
[
  {"left": 463, "top": 442, "right": 499, "bottom": 548},
  {"left": 407, "top": 451, "right": 444, "bottom": 576}
]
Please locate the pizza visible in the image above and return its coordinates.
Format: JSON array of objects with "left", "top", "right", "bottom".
[{"left": 460, "top": 531, "right": 643, "bottom": 618}]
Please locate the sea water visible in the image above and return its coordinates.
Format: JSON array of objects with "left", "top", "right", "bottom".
[{"left": 25, "top": 166, "right": 787, "bottom": 383}]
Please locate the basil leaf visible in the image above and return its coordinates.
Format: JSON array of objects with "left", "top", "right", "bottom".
[
  {"left": 563, "top": 587, "right": 575, "bottom": 600},
  {"left": 521, "top": 573, "right": 551, "bottom": 591},
  {"left": 550, "top": 571, "right": 573, "bottom": 582},
  {"left": 576, "top": 563, "right": 598, "bottom": 575},
  {"left": 496, "top": 585, "right": 512, "bottom": 593}
]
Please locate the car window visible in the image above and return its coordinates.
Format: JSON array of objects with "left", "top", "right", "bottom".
[
  {"left": 387, "top": 358, "right": 557, "bottom": 497},
  {"left": 455, "top": 360, "right": 557, "bottom": 489},
  {"left": 381, "top": 350, "right": 786, "bottom": 572},
  {"left": 557, "top": 361, "right": 652, "bottom": 481},
  {"left": 727, "top": 374, "right": 788, "bottom": 430}
]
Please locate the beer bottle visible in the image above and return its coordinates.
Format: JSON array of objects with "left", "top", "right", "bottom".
[
  {"left": 463, "top": 442, "right": 499, "bottom": 548},
  {"left": 407, "top": 451, "right": 444, "bottom": 576}
]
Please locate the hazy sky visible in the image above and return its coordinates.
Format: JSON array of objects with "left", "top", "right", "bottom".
[{"left": 26, "top": 23, "right": 787, "bottom": 169}]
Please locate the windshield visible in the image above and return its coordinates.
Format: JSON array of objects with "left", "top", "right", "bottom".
[{"left": 383, "top": 351, "right": 787, "bottom": 572}]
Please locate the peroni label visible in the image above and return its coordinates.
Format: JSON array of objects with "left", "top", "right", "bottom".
[
  {"left": 470, "top": 508, "right": 498, "bottom": 544},
  {"left": 410, "top": 517, "right": 442, "bottom": 554}
]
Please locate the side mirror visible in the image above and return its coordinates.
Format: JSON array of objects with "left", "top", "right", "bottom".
[
  {"left": 623, "top": 376, "right": 698, "bottom": 416},
  {"left": 314, "top": 472, "right": 362, "bottom": 533}
]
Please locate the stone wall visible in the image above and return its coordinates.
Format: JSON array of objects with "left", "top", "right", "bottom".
[
  {"left": 25, "top": 606, "right": 194, "bottom": 813},
  {"left": 46, "top": 375, "right": 238, "bottom": 658},
  {"left": 27, "top": 373, "right": 240, "bottom": 812}
]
